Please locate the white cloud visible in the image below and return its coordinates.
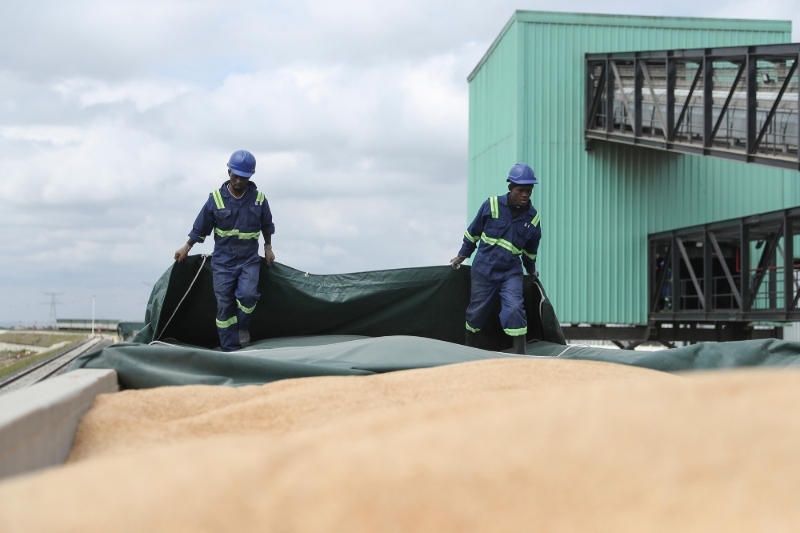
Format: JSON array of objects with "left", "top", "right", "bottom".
[
  {"left": 54, "top": 78, "right": 193, "bottom": 111},
  {"left": 0, "top": 125, "right": 86, "bottom": 145},
  {"left": 1, "top": 0, "right": 799, "bottom": 322}
]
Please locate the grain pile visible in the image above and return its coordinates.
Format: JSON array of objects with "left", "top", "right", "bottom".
[{"left": 1, "top": 358, "right": 799, "bottom": 532}]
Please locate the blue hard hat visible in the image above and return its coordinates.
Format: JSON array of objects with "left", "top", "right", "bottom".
[
  {"left": 227, "top": 150, "right": 256, "bottom": 178},
  {"left": 507, "top": 163, "right": 538, "bottom": 186}
]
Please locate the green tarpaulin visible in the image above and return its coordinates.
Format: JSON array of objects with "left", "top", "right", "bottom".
[
  {"left": 68, "top": 256, "right": 800, "bottom": 389},
  {"left": 131, "top": 255, "right": 566, "bottom": 350},
  {"left": 71, "top": 336, "right": 531, "bottom": 389},
  {"left": 116, "top": 322, "right": 146, "bottom": 341},
  {"left": 70, "top": 335, "right": 800, "bottom": 390}
]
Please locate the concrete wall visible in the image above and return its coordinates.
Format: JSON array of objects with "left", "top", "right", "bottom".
[{"left": 0, "top": 369, "right": 118, "bottom": 480}]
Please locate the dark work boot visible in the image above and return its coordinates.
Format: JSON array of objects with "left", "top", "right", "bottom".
[
  {"left": 465, "top": 330, "right": 477, "bottom": 347},
  {"left": 238, "top": 329, "right": 251, "bottom": 348},
  {"left": 512, "top": 334, "right": 526, "bottom": 355}
]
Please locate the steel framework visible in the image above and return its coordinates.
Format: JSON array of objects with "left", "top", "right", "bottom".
[
  {"left": 560, "top": 322, "right": 780, "bottom": 347},
  {"left": 586, "top": 44, "right": 800, "bottom": 171},
  {"left": 649, "top": 206, "right": 800, "bottom": 322}
]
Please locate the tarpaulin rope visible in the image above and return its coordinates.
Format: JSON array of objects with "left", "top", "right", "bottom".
[{"left": 156, "top": 255, "right": 208, "bottom": 342}]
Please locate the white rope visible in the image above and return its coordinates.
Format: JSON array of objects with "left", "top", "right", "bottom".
[
  {"left": 156, "top": 255, "right": 208, "bottom": 341},
  {"left": 148, "top": 340, "right": 179, "bottom": 347},
  {"left": 533, "top": 280, "right": 546, "bottom": 320},
  {"left": 554, "top": 343, "right": 590, "bottom": 357}
]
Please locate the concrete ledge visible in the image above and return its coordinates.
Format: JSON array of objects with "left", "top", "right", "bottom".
[{"left": 0, "top": 369, "right": 118, "bottom": 480}]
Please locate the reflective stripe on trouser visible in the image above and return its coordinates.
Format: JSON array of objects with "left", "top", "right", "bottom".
[
  {"left": 211, "top": 250, "right": 261, "bottom": 352},
  {"left": 465, "top": 269, "right": 527, "bottom": 336}
]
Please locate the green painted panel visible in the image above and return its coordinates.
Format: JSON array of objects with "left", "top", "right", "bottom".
[
  {"left": 467, "top": 10, "right": 796, "bottom": 325},
  {"left": 467, "top": 21, "right": 517, "bottom": 223}
]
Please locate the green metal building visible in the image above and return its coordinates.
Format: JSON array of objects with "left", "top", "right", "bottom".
[{"left": 467, "top": 11, "right": 800, "bottom": 341}]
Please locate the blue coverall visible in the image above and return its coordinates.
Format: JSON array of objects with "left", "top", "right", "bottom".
[
  {"left": 458, "top": 194, "right": 541, "bottom": 337},
  {"left": 189, "top": 181, "right": 275, "bottom": 351}
]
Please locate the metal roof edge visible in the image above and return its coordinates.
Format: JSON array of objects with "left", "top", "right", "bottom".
[
  {"left": 467, "top": 12, "right": 518, "bottom": 83},
  {"left": 513, "top": 10, "right": 791, "bottom": 32},
  {"left": 467, "top": 10, "right": 791, "bottom": 83}
]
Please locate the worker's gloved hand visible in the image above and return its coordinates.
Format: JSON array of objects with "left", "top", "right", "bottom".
[
  {"left": 450, "top": 256, "right": 467, "bottom": 270},
  {"left": 174, "top": 244, "right": 191, "bottom": 263},
  {"left": 264, "top": 244, "right": 275, "bottom": 266}
]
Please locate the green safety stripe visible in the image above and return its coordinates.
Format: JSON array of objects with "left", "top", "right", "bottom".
[
  {"left": 256, "top": 191, "right": 265, "bottom": 204},
  {"left": 489, "top": 196, "right": 499, "bottom": 219},
  {"left": 521, "top": 250, "right": 537, "bottom": 260},
  {"left": 464, "top": 231, "right": 479, "bottom": 243},
  {"left": 214, "top": 228, "right": 262, "bottom": 240},
  {"left": 196, "top": 235, "right": 205, "bottom": 243},
  {"left": 216, "top": 316, "right": 238, "bottom": 329},
  {"left": 480, "top": 233, "right": 523, "bottom": 255},
  {"left": 465, "top": 322, "right": 481, "bottom": 333},
  {"left": 504, "top": 326, "right": 528, "bottom": 337},
  {"left": 531, "top": 212, "right": 540, "bottom": 227},
  {"left": 212, "top": 190, "right": 225, "bottom": 209},
  {"left": 237, "top": 300, "right": 256, "bottom": 314}
]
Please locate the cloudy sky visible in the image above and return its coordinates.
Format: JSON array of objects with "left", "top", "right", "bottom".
[{"left": 0, "top": 0, "right": 797, "bottom": 325}]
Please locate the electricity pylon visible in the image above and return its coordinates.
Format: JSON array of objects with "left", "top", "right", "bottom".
[{"left": 41, "top": 292, "right": 64, "bottom": 328}]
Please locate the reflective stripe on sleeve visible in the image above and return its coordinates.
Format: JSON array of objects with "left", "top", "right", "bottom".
[
  {"left": 464, "top": 231, "right": 479, "bottom": 243},
  {"left": 531, "top": 212, "right": 540, "bottom": 227},
  {"left": 489, "top": 196, "right": 499, "bottom": 219},
  {"left": 212, "top": 190, "right": 225, "bottom": 209},
  {"left": 216, "top": 316, "right": 238, "bottom": 329},
  {"left": 522, "top": 250, "right": 537, "bottom": 260},
  {"left": 237, "top": 300, "right": 257, "bottom": 314},
  {"left": 256, "top": 191, "right": 265, "bottom": 204},
  {"left": 214, "top": 228, "right": 262, "bottom": 240}
]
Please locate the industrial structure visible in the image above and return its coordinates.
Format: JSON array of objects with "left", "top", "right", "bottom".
[{"left": 467, "top": 11, "right": 800, "bottom": 345}]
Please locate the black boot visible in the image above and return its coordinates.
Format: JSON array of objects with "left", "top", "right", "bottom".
[
  {"left": 465, "top": 330, "right": 476, "bottom": 347},
  {"left": 238, "top": 329, "right": 251, "bottom": 348},
  {"left": 512, "top": 334, "right": 526, "bottom": 355}
]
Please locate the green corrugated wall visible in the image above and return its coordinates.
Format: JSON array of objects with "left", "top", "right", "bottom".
[{"left": 467, "top": 11, "right": 798, "bottom": 325}]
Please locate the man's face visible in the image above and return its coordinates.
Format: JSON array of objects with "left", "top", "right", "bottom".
[
  {"left": 509, "top": 185, "right": 533, "bottom": 208},
  {"left": 228, "top": 170, "right": 249, "bottom": 193}
]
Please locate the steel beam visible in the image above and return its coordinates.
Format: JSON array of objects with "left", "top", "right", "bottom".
[
  {"left": 640, "top": 61, "right": 668, "bottom": 140},
  {"left": 747, "top": 224, "right": 783, "bottom": 310},
  {"left": 609, "top": 61, "right": 634, "bottom": 131},
  {"left": 741, "top": 223, "right": 750, "bottom": 310},
  {"left": 635, "top": 58, "right": 644, "bottom": 137},
  {"left": 586, "top": 63, "right": 606, "bottom": 131},
  {"left": 605, "top": 60, "right": 614, "bottom": 134},
  {"left": 561, "top": 323, "right": 782, "bottom": 343},
  {"left": 676, "top": 237, "right": 706, "bottom": 309},
  {"left": 704, "top": 230, "right": 713, "bottom": 312},
  {"left": 752, "top": 59, "right": 798, "bottom": 154},
  {"left": 746, "top": 52, "right": 758, "bottom": 155},
  {"left": 671, "top": 234, "right": 681, "bottom": 312},
  {"left": 708, "top": 60, "right": 745, "bottom": 147},
  {"left": 671, "top": 62, "right": 702, "bottom": 142},
  {"left": 708, "top": 230, "right": 742, "bottom": 309},
  {"left": 785, "top": 214, "right": 795, "bottom": 311},
  {"left": 666, "top": 56, "right": 675, "bottom": 141},
  {"left": 703, "top": 56, "right": 714, "bottom": 148}
]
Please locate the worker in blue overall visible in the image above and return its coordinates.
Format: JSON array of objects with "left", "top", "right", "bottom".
[
  {"left": 174, "top": 150, "right": 275, "bottom": 352},
  {"left": 450, "top": 163, "right": 541, "bottom": 355}
]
